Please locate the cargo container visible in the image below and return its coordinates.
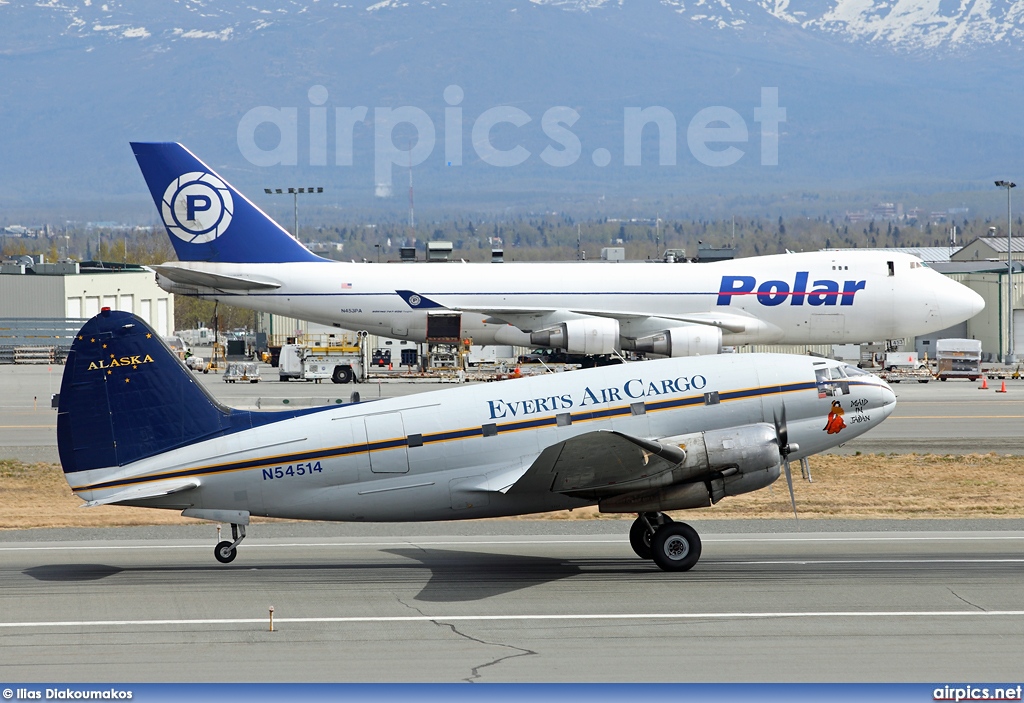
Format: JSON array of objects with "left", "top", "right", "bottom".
[{"left": 935, "top": 338, "right": 982, "bottom": 381}]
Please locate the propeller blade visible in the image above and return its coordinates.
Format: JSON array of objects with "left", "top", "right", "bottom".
[
  {"left": 773, "top": 405, "right": 790, "bottom": 457},
  {"left": 775, "top": 402, "right": 798, "bottom": 519},
  {"left": 783, "top": 458, "right": 798, "bottom": 520},
  {"left": 777, "top": 403, "right": 788, "bottom": 452}
]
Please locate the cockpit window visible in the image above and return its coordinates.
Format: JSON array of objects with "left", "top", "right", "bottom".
[
  {"left": 816, "top": 367, "right": 851, "bottom": 397},
  {"left": 843, "top": 365, "right": 871, "bottom": 377}
]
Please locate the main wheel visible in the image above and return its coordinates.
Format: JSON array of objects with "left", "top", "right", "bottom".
[
  {"left": 628, "top": 513, "right": 673, "bottom": 560},
  {"left": 651, "top": 522, "right": 701, "bottom": 572},
  {"left": 332, "top": 366, "right": 353, "bottom": 384},
  {"left": 214, "top": 541, "right": 237, "bottom": 564}
]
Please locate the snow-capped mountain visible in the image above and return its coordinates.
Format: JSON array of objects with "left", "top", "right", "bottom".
[
  {"left": 0, "top": 1, "right": 1022, "bottom": 215},
  {"left": 765, "top": 0, "right": 1024, "bottom": 51},
  {"left": 9, "top": 1, "right": 1024, "bottom": 53}
]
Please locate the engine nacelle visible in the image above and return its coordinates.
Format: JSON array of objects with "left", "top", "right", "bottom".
[
  {"left": 599, "top": 423, "right": 781, "bottom": 513},
  {"left": 630, "top": 324, "right": 722, "bottom": 357},
  {"left": 530, "top": 317, "right": 619, "bottom": 355}
]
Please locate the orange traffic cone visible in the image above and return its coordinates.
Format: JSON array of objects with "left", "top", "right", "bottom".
[
  {"left": 979, "top": 376, "right": 989, "bottom": 390},
  {"left": 996, "top": 379, "right": 1008, "bottom": 393}
]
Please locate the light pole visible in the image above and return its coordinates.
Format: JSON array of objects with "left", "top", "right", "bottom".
[
  {"left": 264, "top": 187, "right": 323, "bottom": 239},
  {"left": 996, "top": 180, "right": 1017, "bottom": 364}
]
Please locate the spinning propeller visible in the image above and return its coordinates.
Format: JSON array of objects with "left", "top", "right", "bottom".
[{"left": 773, "top": 404, "right": 800, "bottom": 520}]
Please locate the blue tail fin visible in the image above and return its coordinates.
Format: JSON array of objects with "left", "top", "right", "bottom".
[
  {"left": 130, "top": 142, "right": 327, "bottom": 264},
  {"left": 57, "top": 310, "right": 318, "bottom": 474}
]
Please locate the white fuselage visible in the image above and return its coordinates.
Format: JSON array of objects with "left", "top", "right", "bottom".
[
  {"left": 157, "top": 250, "right": 983, "bottom": 348},
  {"left": 67, "top": 354, "right": 895, "bottom": 522}
]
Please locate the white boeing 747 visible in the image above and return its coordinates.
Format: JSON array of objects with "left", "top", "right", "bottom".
[
  {"left": 133, "top": 143, "right": 983, "bottom": 361},
  {"left": 58, "top": 309, "right": 895, "bottom": 571}
]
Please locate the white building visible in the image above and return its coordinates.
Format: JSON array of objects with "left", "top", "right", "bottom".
[{"left": 0, "top": 259, "right": 174, "bottom": 336}]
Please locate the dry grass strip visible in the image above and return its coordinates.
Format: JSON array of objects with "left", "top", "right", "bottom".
[{"left": 3, "top": 453, "right": 1023, "bottom": 530}]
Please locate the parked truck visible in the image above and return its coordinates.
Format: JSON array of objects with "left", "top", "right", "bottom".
[
  {"left": 278, "top": 342, "right": 365, "bottom": 384},
  {"left": 878, "top": 350, "right": 932, "bottom": 383},
  {"left": 883, "top": 351, "right": 922, "bottom": 371},
  {"left": 935, "top": 338, "right": 983, "bottom": 381}
]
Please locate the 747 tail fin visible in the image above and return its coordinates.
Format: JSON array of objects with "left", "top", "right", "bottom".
[{"left": 131, "top": 142, "right": 327, "bottom": 264}]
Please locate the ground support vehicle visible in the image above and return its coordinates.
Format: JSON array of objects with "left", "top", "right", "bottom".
[
  {"left": 879, "top": 367, "right": 933, "bottom": 384},
  {"left": 278, "top": 343, "right": 365, "bottom": 384},
  {"left": 935, "top": 339, "right": 983, "bottom": 381},
  {"left": 224, "top": 361, "right": 260, "bottom": 383}
]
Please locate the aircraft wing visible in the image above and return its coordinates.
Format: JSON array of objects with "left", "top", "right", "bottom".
[
  {"left": 153, "top": 265, "right": 282, "bottom": 291},
  {"left": 507, "top": 430, "right": 688, "bottom": 498},
  {"left": 80, "top": 478, "right": 200, "bottom": 508},
  {"left": 476, "top": 307, "right": 758, "bottom": 334},
  {"left": 395, "top": 291, "right": 760, "bottom": 334}
]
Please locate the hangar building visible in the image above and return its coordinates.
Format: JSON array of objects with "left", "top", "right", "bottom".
[{"left": 0, "top": 257, "right": 173, "bottom": 361}]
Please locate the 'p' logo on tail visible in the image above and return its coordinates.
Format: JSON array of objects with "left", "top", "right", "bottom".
[
  {"left": 131, "top": 142, "right": 328, "bottom": 265},
  {"left": 161, "top": 171, "right": 234, "bottom": 244}
]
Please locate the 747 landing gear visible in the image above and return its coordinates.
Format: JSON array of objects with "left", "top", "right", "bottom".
[
  {"left": 214, "top": 523, "right": 247, "bottom": 564},
  {"left": 630, "top": 513, "right": 702, "bottom": 572}
]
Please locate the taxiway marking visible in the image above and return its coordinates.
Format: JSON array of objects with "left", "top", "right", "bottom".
[{"left": 2, "top": 610, "right": 1024, "bottom": 629}]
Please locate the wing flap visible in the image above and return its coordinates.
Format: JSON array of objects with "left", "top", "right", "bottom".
[
  {"left": 422, "top": 303, "right": 761, "bottom": 335},
  {"left": 393, "top": 287, "right": 763, "bottom": 335}
]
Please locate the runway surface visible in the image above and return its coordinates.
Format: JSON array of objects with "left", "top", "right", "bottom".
[
  {"left": 1, "top": 520, "right": 1022, "bottom": 682},
  {"left": 2, "top": 363, "right": 1024, "bottom": 460}
]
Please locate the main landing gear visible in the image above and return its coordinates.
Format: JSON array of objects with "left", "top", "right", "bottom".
[
  {"left": 630, "top": 512, "right": 702, "bottom": 572},
  {"left": 214, "top": 523, "right": 247, "bottom": 564}
]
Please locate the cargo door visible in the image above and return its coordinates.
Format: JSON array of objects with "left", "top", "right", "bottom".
[
  {"left": 426, "top": 312, "right": 461, "bottom": 343},
  {"left": 364, "top": 412, "right": 410, "bottom": 473}
]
